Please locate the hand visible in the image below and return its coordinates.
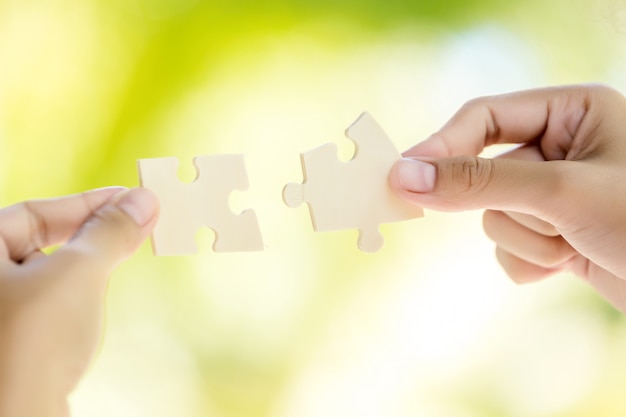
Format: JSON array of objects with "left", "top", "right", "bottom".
[
  {"left": 389, "top": 84, "right": 626, "bottom": 313},
  {"left": 0, "top": 187, "right": 158, "bottom": 417}
]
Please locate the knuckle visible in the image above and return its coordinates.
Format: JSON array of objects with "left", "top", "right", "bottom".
[
  {"left": 577, "top": 83, "right": 626, "bottom": 113},
  {"left": 581, "top": 82, "right": 622, "bottom": 98},
  {"left": 461, "top": 95, "right": 494, "bottom": 111},
  {"left": 459, "top": 97, "right": 499, "bottom": 138},
  {"left": 443, "top": 156, "right": 496, "bottom": 200},
  {"left": 21, "top": 201, "right": 49, "bottom": 251}
]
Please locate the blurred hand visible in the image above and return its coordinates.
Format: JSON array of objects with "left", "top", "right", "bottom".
[
  {"left": 389, "top": 84, "right": 626, "bottom": 313},
  {"left": 0, "top": 187, "right": 158, "bottom": 417}
]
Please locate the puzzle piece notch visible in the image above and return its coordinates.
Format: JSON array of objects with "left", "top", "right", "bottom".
[
  {"left": 283, "top": 112, "right": 423, "bottom": 252},
  {"left": 138, "top": 155, "right": 264, "bottom": 256}
]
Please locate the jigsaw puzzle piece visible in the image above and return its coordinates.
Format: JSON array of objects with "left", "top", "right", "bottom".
[
  {"left": 283, "top": 143, "right": 339, "bottom": 211},
  {"left": 192, "top": 156, "right": 264, "bottom": 253},
  {"left": 283, "top": 112, "right": 423, "bottom": 252},
  {"left": 138, "top": 155, "right": 263, "bottom": 256}
]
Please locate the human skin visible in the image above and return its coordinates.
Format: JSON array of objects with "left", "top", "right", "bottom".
[
  {"left": 389, "top": 84, "right": 626, "bottom": 313},
  {"left": 0, "top": 187, "right": 158, "bottom": 417}
]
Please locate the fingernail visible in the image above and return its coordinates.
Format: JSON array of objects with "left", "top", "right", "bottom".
[
  {"left": 116, "top": 188, "right": 159, "bottom": 226},
  {"left": 396, "top": 158, "right": 436, "bottom": 193},
  {"left": 92, "top": 186, "right": 127, "bottom": 193}
]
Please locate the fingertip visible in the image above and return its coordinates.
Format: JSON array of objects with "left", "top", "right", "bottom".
[
  {"left": 393, "top": 158, "right": 436, "bottom": 193},
  {"left": 114, "top": 188, "right": 159, "bottom": 227},
  {"left": 56, "top": 188, "right": 159, "bottom": 271}
]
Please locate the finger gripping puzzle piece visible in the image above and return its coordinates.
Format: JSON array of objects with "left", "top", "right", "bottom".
[
  {"left": 138, "top": 155, "right": 264, "bottom": 256},
  {"left": 283, "top": 112, "right": 423, "bottom": 252}
]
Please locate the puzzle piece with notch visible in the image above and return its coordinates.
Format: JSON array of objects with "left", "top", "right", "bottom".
[
  {"left": 138, "top": 155, "right": 264, "bottom": 256},
  {"left": 283, "top": 112, "right": 423, "bottom": 252}
]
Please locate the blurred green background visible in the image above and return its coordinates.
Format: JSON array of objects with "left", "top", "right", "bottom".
[{"left": 2, "top": 0, "right": 626, "bottom": 416}]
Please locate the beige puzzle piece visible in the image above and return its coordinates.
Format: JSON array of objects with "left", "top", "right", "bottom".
[
  {"left": 283, "top": 112, "right": 423, "bottom": 252},
  {"left": 138, "top": 155, "right": 264, "bottom": 256}
]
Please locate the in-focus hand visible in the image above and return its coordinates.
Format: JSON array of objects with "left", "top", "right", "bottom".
[
  {"left": 0, "top": 187, "right": 158, "bottom": 417},
  {"left": 389, "top": 84, "right": 626, "bottom": 313}
]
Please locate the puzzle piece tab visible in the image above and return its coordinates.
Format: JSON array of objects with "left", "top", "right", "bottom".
[
  {"left": 283, "top": 112, "right": 423, "bottom": 252},
  {"left": 138, "top": 155, "right": 264, "bottom": 256}
]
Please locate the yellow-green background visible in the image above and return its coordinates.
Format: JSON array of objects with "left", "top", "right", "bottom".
[{"left": 2, "top": 0, "right": 626, "bottom": 416}]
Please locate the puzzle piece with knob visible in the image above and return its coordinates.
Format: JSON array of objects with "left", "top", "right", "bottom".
[
  {"left": 283, "top": 112, "right": 423, "bottom": 252},
  {"left": 137, "top": 155, "right": 264, "bottom": 256}
]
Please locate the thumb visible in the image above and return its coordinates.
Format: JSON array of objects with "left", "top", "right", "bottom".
[
  {"left": 390, "top": 155, "right": 571, "bottom": 218},
  {"left": 53, "top": 187, "right": 159, "bottom": 273}
]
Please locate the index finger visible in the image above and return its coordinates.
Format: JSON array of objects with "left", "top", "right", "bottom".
[
  {"left": 404, "top": 85, "right": 592, "bottom": 160},
  {"left": 0, "top": 187, "right": 125, "bottom": 262}
]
